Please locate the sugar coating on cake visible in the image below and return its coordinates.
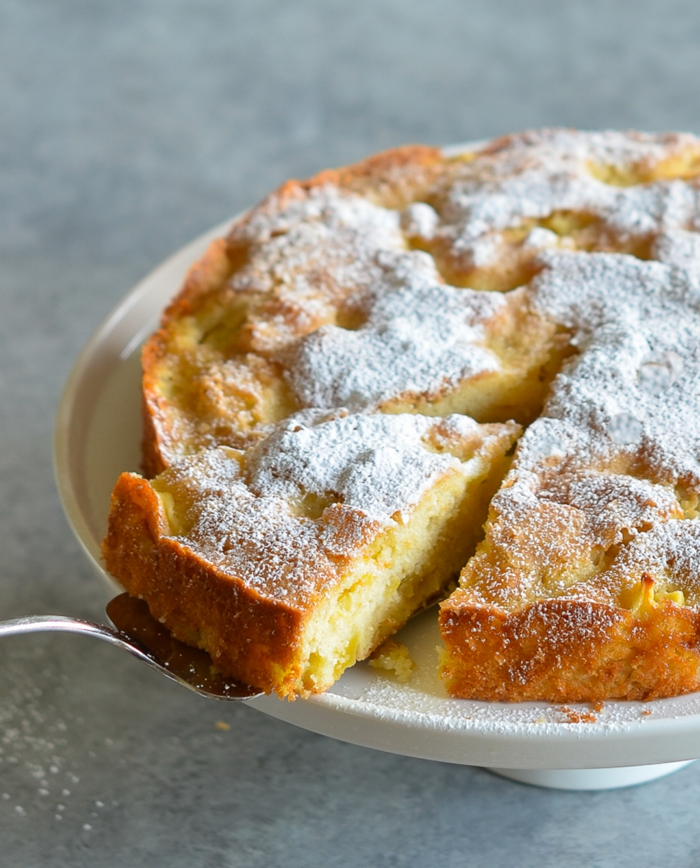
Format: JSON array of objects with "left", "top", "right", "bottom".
[
  {"left": 462, "top": 253, "right": 699, "bottom": 620},
  {"left": 167, "top": 410, "right": 517, "bottom": 570},
  {"left": 245, "top": 411, "right": 488, "bottom": 518},
  {"left": 284, "top": 251, "right": 504, "bottom": 412},
  {"left": 143, "top": 129, "right": 700, "bottom": 471},
  {"left": 140, "top": 141, "right": 566, "bottom": 470}
]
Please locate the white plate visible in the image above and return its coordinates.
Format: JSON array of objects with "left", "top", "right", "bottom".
[{"left": 54, "top": 151, "right": 700, "bottom": 789}]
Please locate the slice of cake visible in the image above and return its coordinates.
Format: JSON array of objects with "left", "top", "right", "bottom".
[{"left": 103, "top": 411, "right": 519, "bottom": 698}]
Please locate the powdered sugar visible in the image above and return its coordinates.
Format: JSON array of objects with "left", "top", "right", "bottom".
[
  {"left": 400, "top": 201, "right": 439, "bottom": 240},
  {"left": 285, "top": 250, "right": 503, "bottom": 411},
  {"left": 164, "top": 447, "right": 342, "bottom": 602},
  {"left": 459, "top": 245, "right": 700, "bottom": 612},
  {"left": 244, "top": 411, "right": 466, "bottom": 522},
  {"left": 604, "top": 520, "right": 700, "bottom": 601},
  {"left": 229, "top": 184, "right": 405, "bottom": 309},
  {"left": 161, "top": 411, "right": 511, "bottom": 602},
  {"left": 441, "top": 130, "right": 700, "bottom": 254},
  {"left": 519, "top": 250, "right": 700, "bottom": 485},
  {"left": 218, "top": 130, "right": 700, "bottom": 432}
]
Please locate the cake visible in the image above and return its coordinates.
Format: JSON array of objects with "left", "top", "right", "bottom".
[{"left": 104, "top": 129, "right": 700, "bottom": 702}]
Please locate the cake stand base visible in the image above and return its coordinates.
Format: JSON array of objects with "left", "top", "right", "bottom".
[{"left": 488, "top": 760, "right": 696, "bottom": 790}]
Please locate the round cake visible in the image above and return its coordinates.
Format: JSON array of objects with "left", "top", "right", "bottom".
[{"left": 103, "top": 129, "right": 700, "bottom": 701}]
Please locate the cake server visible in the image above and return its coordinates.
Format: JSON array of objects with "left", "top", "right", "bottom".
[{"left": 0, "top": 593, "right": 262, "bottom": 700}]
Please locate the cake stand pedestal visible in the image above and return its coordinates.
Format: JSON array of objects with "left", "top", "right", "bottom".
[{"left": 488, "top": 760, "right": 696, "bottom": 790}]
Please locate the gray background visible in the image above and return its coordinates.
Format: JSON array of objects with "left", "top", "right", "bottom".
[{"left": 3, "top": 1, "right": 700, "bottom": 865}]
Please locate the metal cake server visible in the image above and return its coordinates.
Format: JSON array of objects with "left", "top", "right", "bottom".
[{"left": 0, "top": 593, "right": 262, "bottom": 700}]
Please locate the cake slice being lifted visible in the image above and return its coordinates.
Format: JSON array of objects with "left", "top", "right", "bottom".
[{"left": 103, "top": 411, "right": 519, "bottom": 698}]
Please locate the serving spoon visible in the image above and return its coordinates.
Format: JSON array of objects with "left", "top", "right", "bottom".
[{"left": 0, "top": 593, "right": 262, "bottom": 700}]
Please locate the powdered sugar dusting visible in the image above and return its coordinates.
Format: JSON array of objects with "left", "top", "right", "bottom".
[
  {"left": 225, "top": 185, "right": 407, "bottom": 352},
  {"left": 160, "top": 412, "right": 510, "bottom": 603},
  {"left": 162, "top": 447, "right": 347, "bottom": 603},
  {"left": 285, "top": 250, "right": 503, "bottom": 411},
  {"left": 528, "top": 251, "right": 700, "bottom": 474},
  {"left": 460, "top": 246, "right": 700, "bottom": 611},
  {"left": 440, "top": 129, "right": 700, "bottom": 260},
  {"left": 594, "top": 520, "right": 700, "bottom": 606},
  {"left": 219, "top": 129, "right": 700, "bottom": 426},
  {"left": 244, "top": 410, "right": 465, "bottom": 522}
]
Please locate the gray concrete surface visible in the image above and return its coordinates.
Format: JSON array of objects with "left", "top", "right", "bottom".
[{"left": 3, "top": 1, "right": 700, "bottom": 865}]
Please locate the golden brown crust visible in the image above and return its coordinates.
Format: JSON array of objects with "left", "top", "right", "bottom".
[
  {"left": 163, "top": 236, "right": 236, "bottom": 322},
  {"left": 140, "top": 392, "right": 167, "bottom": 478},
  {"left": 141, "top": 238, "right": 238, "bottom": 476},
  {"left": 439, "top": 592, "right": 700, "bottom": 702},
  {"left": 304, "top": 144, "right": 445, "bottom": 206},
  {"left": 102, "top": 472, "right": 308, "bottom": 696}
]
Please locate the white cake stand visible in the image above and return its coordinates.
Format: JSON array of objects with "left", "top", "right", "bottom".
[{"left": 54, "top": 198, "right": 700, "bottom": 792}]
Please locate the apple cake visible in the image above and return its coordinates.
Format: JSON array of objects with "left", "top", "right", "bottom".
[{"left": 104, "top": 128, "right": 700, "bottom": 702}]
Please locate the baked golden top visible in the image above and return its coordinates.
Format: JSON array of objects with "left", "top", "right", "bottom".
[
  {"left": 148, "top": 411, "right": 518, "bottom": 607},
  {"left": 455, "top": 249, "right": 700, "bottom": 610},
  {"left": 143, "top": 129, "right": 700, "bottom": 473}
]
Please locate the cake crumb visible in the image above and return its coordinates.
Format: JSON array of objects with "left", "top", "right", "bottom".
[
  {"left": 559, "top": 705, "right": 598, "bottom": 724},
  {"left": 214, "top": 721, "right": 230, "bottom": 731},
  {"left": 369, "top": 640, "right": 416, "bottom": 682}
]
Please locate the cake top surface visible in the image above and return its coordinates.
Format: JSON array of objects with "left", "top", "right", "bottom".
[
  {"left": 157, "top": 412, "right": 518, "bottom": 605},
  {"left": 146, "top": 129, "right": 700, "bottom": 456},
  {"left": 226, "top": 127, "right": 700, "bottom": 414},
  {"left": 458, "top": 244, "right": 700, "bottom": 603},
  {"left": 244, "top": 410, "right": 488, "bottom": 520},
  {"left": 284, "top": 250, "right": 505, "bottom": 411},
  {"left": 147, "top": 128, "right": 700, "bottom": 616}
]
